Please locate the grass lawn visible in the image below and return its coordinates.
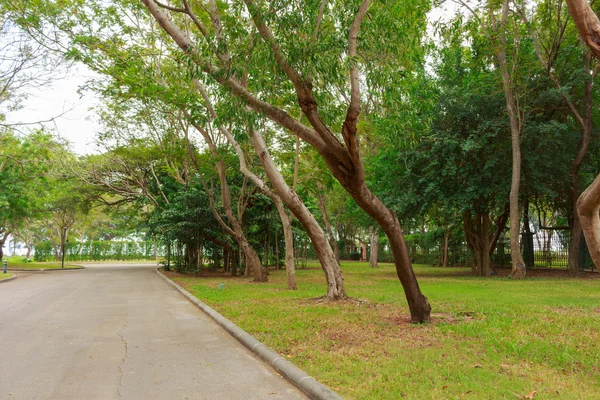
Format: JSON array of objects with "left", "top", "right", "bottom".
[
  {"left": 5, "top": 257, "right": 82, "bottom": 270},
  {"left": 166, "top": 262, "right": 600, "bottom": 400},
  {"left": 0, "top": 272, "right": 12, "bottom": 280}
]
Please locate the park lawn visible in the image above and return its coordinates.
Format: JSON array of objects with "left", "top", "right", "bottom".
[
  {"left": 0, "top": 273, "right": 12, "bottom": 280},
  {"left": 167, "top": 262, "right": 600, "bottom": 400},
  {"left": 5, "top": 258, "right": 82, "bottom": 270}
]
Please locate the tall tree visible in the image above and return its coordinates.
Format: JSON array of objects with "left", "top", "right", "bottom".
[
  {"left": 564, "top": 0, "right": 600, "bottom": 270},
  {"left": 138, "top": 0, "right": 432, "bottom": 322}
]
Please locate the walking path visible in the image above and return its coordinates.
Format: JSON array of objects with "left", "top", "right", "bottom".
[{"left": 0, "top": 264, "right": 306, "bottom": 400}]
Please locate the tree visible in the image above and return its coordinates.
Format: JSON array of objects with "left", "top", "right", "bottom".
[
  {"left": 0, "top": 130, "right": 59, "bottom": 259},
  {"left": 564, "top": 0, "right": 600, "bottom": 270},
  {"left": 138, "top": 0, "right": 432, "bottom": 322}
]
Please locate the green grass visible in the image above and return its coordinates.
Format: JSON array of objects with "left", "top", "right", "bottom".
[
  {"left": 0, "top": 272, "right": 12, "bottom": 280},
  {"left": 167, "top": 262, "right": 600, "bottom": 400},
  {"left": 5, "top": 256, "right": 81, "bottom": 270}
]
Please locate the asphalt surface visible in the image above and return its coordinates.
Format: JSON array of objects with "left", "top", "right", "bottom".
[{"left": 0, "top": 264, "right": 307, "bottom": 400}]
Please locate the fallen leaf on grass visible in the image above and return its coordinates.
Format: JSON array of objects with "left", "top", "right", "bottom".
[
  {"left": 473, "top": 364, "right": 483, "bottom": 368},
  {"left": 523, "top": 390, "right": 536, "bottom": 399}
]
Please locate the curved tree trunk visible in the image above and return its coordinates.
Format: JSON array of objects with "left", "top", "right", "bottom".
[
  {"left": 185, "top": 114, "right": 266, "bottom": 282},
  {"left": 192, "top": 83, "right": 294, "bottom": 286},
  {"left": 567, "top": 50, "right": 593, "bottom": 275},
  {"left": 577, "top": 174, "right": 600, "bottom": 269},
  {"left": 353, "top": 187, "right": 430, "bottom": 322},
  {"left": 564, "top": 0, "right": 600, "bottom": 271},
  {"left": 250, "top": 130, "right": 345, "bottom": 299}
]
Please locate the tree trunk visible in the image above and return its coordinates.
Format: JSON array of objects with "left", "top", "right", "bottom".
[
  {"left": 60, "top": 229, "right": 66, "bottom": 264},
  {"left": 223, "top": 248, "right": 229, "bottom": 273},
  {"left": 264, "top": 230, "right": 270, "bottom": 269},
  {"left": 565, "top": 0, "right": 600, "bottom": 59},
  {"left": 186, "top": 112, "right": 266, "bottom": 282},
  {"left": 213, "top": 120, "right": 297, "bottom": 289},
  {"left": 279, "top": 206, "right": 298, "bottom": 290},
  {"left": 369, "top": 226, "right": 379, "bottom": 268},
  {"left": 442, "top": 231, "right": 450, "bottom": 267},
  {"left": 577, "top": 173, "right": 600, "bottom": 269},
  {"left": 338, "top": 177, "right": 430, "bottom": 321},
  {"left": 0, "top": 233, "right": 6, "bottom": 261},
  {"left": 317, "top": 193, "right": 340, "bottom": 263},
  {"left": 464, "top": 211, "right": 493, "bottom": 276},
  {"left": 197, "top": 239, "right": 203, "bottom": 271},
  {"left": 360, "top": 241, "right": 367, "bottom": 262},
  {"left": 272, "top": 200, "right": 297, "bottom": 289},
  {"left": 496, "top": 0, "right": 525, "bottom": 279},
  {"left": 250, "top": 130, "right": 344, "bottom": 299},
  {"left": 167, "top": 241, "right": 171, "bottom": 269},
  {"left": 275, "top": 229, "right": 280, "bottom": 270}
]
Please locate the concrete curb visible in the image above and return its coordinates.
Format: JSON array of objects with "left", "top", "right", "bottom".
[
  {"left": 0, "top": 276, "right": 17, "bottom": 284},
  {"left": 156, "top": 269, "right": 344, "bottom": 400}
]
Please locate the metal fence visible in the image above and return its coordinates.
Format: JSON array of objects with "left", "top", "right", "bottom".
[
  {"left": 493, "top": 231, "right": 596, "bottom": 271},
  {"left": 379, "top": 230, "right": 596, "bottom": 271}
]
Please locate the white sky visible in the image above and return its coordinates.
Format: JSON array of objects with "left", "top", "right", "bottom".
[{"left": 5, "top": 64, "right": 101, "bottom": 155}]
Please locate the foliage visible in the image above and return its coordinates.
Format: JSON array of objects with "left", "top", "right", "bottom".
[{"left": 33, "top": 239, "right": 159, "bottom": 261}]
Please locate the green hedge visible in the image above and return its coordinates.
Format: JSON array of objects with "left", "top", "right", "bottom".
[{"left": 33, "top": 240, "right": 162, "bottom": 262}]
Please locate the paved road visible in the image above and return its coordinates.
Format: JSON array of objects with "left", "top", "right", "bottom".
[{"left": 0, "top": 264, "right": 307, "bottom": 400}]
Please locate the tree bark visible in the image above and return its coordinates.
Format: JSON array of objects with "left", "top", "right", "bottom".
[
  {"left": 279, "top": 207, "right": 298, "bottom": 290},
  {"left": 577, "top": 174, "right": 600, "bottom": 269},
  {"left": 495, "top": 0, "right": 525, "bottom": 279},
  {"left": 250, "top": 130, "right": 343, "bottom": 299},
  {"left": 0, "top": 231, "right": 8, "bottom": 261},
  {"left": 442, "top": 231, "right": 450, "bottom": 267},
  {"left": 186, "top": 118, "right": 266, "bottom": 282},
  {"left": 564, "top": 0, "right": 600, "bottom": 271},
  {"left": 317, "top": 192, "right": 340, "bottom": 263},
  {"left": 464, "top": 211, "right": 493, "bottom": 276},
  {"left": 190, "top": 84, "right": 296, "bottom": 286},
  {"left": 369, "top": 226, "right": 379, "bottom": 268},
  {"left": 565, "top": 0, "right": 600, "bottom": 59},
  {"left": 360, "top": 241, "right": 367, "bottom": 262}
]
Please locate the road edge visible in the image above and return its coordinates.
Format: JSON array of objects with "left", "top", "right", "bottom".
[
  {"left": 156, "top": 269, "right": 344, "bottom": 400},
  {"left": 0, "top": 276, "right": 17, "bottom": 284}
]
